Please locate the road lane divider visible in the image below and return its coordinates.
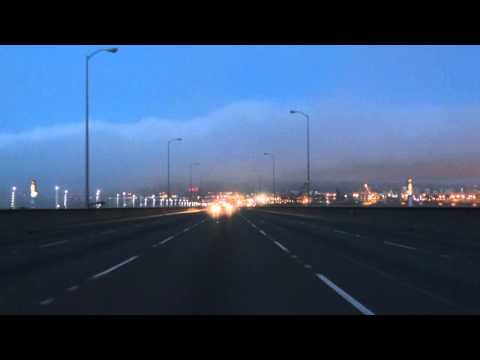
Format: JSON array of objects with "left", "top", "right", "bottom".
[
  {"left": 243, "top": 213, "right": 376, "bottom": 315},
  {"left": 66, "top": 285, "right": 80, "bottom": 292},
  {"left": 274, "top": 241, "right": 290, "bottom": 254},
  {"left": 243, "top": 212, "right": 458, "bottom": 313},
  {"left": 91, "top": 256, "right": 139, "bottom": 280},
  {"left": 31, "top": 218, "right": 209, "bottom": 309},
  {"left": 151, "top": 219, "right": 205, "bottom": 248},
  {"left": 316, "top": 274, "right": 375, "bottom": 315},
  {"left": 384, "top": 241, "right": 417, "bottom": 251},
  {"left": 39, "top": 240, "right": 69, "bottom": 249},
  {"left": 153, "top": 236, "right": 175, "bottom": 248},
  {"left": 39, "top": 298, "right": 55, "bottom": 306}
]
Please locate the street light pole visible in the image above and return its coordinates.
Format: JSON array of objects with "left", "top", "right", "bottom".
[
  {"left": 167, "top": 138, "right": 183, "bottom": 201},
  {"left": 54, "top": 185, "right": 60, "bottom": 209},
  {"left": 264, "top": 153, "right": 276, "bottom": 204},
  {"left": 85, "top": 47, "right": 118, "bottom": 209},
  {"left": 290, "top": 110, "right": 311, "bottom": 202}
]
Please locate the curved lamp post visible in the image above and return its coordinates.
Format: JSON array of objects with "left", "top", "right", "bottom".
[
  {"left": 85, "top": 47, "right": 118, "bottom": 209},
  {"left": 289, "top": 109, "right": 310, "bottom": 201}
]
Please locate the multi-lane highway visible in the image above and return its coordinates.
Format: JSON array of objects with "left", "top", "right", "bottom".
[{"left": 0, "top": 207, "right": 478, "bottom": 314}]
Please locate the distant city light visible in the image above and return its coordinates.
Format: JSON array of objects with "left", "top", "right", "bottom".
[
  {"left": 10, "top": 186, "right": 16, "bottom": 210},
  {"left": 96, "top": 189, "right": 101, "bottom": 208},
  {"left": 54, "top": 185, "right": 60, "bottom": 209},
  {"left": 64, "top": 190, "right": 69, "bottom": 209}
]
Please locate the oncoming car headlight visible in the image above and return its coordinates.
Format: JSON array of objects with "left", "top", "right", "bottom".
[{"left": 209, "top": 203, "right": 222, "bottom": 217}]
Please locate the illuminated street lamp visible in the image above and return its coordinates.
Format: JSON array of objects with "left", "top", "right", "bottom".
[
  {"left": 85, "top": 47, "right": 119, "bottom": 209},
  {"left": 10, "top": 186, "right": 16, "bottom": 210},
  {"left": 264, "top": 153, "right": 276, "bottom": 204},
  {"left": 122, "top": 192, "right": 127, "bottom": 208},
  {"left": 290, "top": 109, "right": 311, "bottom": 202},
  {"left": 152, "top": 194, "right": 156, "bottom": 208},
  {"left": 55, "top": 186, "right": 60, "bottom": 209},
  {"left": 30, "top": 180, "right": 39, "bottom": 209},
  {"left": 167, "top": 137, "right": 183, "bottom": 201}
]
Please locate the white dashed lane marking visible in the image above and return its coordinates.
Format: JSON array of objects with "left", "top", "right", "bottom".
[
  {"left": 39, "top": 240, "right": 69, "bottom": 249},
  {"left": 31, "top": 218, "right": 208, "bottom": 309},
  {"left": 91, "top": 256, "right": 139, "bottom": 280},
  {"left": 273, "top": 241, "right": 290, "bottom": 254},
  {"left": 153, "top": 236, "right": 175, "bottom": 248},
  {"left": 40, "top": 298, "right": 55, "bottom": 306},
  {"left": 242, "top": 214, "right": 375, "bottom": 316},
  {"left": 384, "top": 241, "right": 417, "bottom": 251},
  {"left": 316, "top": 274, "right": 375, "bottom": 315}
]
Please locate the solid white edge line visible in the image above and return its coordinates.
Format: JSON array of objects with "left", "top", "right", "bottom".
[
  {"left": 384, "top": 241, "right": 417, "bottom": 251},
  {"left": 316, "top": 274, "right": 374, "bottom": 315},
  {"left": 92, "top": 256, "right": 139, "bottom": 280},
  {"left": 39, "top": 240, "right": 69, "bottom": 248},
  {"left": 273, "top": 241, "right": 290, "bottom": 254}
]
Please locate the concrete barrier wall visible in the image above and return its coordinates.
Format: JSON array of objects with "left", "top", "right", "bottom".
[
  {"left": 0, "top": 208, "right": 198, "bottom": 240},
  {"left": 255, "top": 206, "right": 480, "bottom": 242}
]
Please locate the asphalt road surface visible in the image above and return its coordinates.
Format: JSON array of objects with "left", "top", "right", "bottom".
[{"left": 0, "top": 207, "right": 477, "bottom": 314}]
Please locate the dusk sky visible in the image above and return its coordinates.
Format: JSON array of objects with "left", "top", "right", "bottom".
[{"left": 1, "top": 45, "right": 480, "bottom": 201}]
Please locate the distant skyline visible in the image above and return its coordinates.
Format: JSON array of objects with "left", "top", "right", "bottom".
[{"left": 1, "top": 45, "right": 480, "bottom": 203}]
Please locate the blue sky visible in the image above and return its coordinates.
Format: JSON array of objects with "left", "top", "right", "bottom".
[
  {"left": 3, "top": 45, "right": 480, "bottom": 131},
  {"left": 1, "top": 45, "right": 480, "bottom": 202}
]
